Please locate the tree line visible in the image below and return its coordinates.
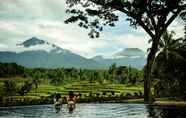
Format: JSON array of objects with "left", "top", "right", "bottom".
[{"left": 0, "top": 62, "right": 143, "bottom": 85}]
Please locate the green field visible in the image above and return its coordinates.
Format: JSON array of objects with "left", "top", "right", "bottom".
[{"left": 0, "top": 77, "right": 143, "bottom": 98}]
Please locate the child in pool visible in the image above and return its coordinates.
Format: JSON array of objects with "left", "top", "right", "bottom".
[
  {"left": 66, "top": 91, "right": 79, "bottom": 113},
  {"left": 54, "top": 93, "right": 63, "bottom": 113}
]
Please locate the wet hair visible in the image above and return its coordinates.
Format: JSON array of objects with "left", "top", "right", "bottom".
[
  {"left": 69, "top": 91, "right": 74, "bottom": 99},
  {"left": 55, "top": 93, "right": 61, "bottom": 101}
]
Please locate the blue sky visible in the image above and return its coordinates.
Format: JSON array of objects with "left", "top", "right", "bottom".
[{"left": 0, "top": 0, "right": 185, "bottom": 58}]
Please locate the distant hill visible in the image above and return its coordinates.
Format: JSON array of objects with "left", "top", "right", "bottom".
[
  {"left": 91, "top": 48, "right": 146, "bottom": 69},
  {"left": 0, "top": 37, "right": 146, "bottom": 69},
  {"left": 114, "top": 48, "right": 146, "bottom": 58}
]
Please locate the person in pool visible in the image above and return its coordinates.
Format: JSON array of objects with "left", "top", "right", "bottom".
[
  {"left": 54, "top": 93, "right": 63, "bottom": 113},
  {"left": 66, "top": 91, "right": 79, "bottom": 113}
]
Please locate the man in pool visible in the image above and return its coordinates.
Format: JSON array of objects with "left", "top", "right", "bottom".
[
  {"left": 54, "top": 93, "right": 63, "bottom": 113},
  {"left": 66, "top": 91, "right": 79, "bottom": 113}
]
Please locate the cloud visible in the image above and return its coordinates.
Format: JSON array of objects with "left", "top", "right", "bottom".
[
  {"left": 0, "top": 0, "right": 66, "bottom": 21},
  {"left": 112, "top": 33, "right": 150, "bottom": 53},
  {"left": 168, "top": 19, "right": 185, "bottom": 38},
  {"left": 0, "top": 43, "right": 7, "bottom": 48}
]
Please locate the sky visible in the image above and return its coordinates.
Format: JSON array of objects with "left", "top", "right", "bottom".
[{"left": 0, "top": 0, "right": 185, "bottom": 58}]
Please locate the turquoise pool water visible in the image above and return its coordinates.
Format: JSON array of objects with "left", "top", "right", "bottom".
[{"left": 0, "top": 103, "right": 185, "bottom": 118}]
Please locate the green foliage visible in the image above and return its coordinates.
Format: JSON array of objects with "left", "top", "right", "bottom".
[
  {"left": 153, "top": 31, "right": 186, "bottom": 98},
  {"left": 17, "top": 81, "right": 33, "bottom": 96},
  {"left": 3, "top": 80, "right": 17, "bottom": 96},
  {"left": 32, "top": 78, "right": 41, "bottom": 90},
  {"left": 50, "top": 78, "right": 63, "bottom": 85},
  {"left": 0, "top": 63, "right": 25, "bottom": 77},
  {"left": 31, "top": 71, "right": 42, "bottom": 90},
  {"left": 0, "top": 62, "right": 144, "bottom": 86}
]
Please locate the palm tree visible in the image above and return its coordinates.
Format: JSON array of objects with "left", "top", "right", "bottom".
[
  {"left": 157, "top": 31, "right": 183, "bottom": 61},
  {"left": 153, "top": 31, "right": 185, "bottom": 97}
]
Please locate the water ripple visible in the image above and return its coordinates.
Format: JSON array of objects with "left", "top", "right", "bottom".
[{"left": 0, "top": 103, "right": 185, "bottom": 118}]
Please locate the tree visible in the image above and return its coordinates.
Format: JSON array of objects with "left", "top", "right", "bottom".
[
  {"left": 32, "top": 77, "right": 41, "bottom": 91},
  {"left": 3, "top": 80, "right": 17, "bottom": 96},
  {"left": 65, "top": 0, "right": 186, "bottom": 102},
  {"left": 50, "top": 77, "right": 63, "bottom": 85},
  {"left": 0, "top": 63, "right": 25, "bottom": 77},
  {"left": 32, "top": 71, "right": 42, "bottom": 91},
  {"left": 153, "top": 31, "right": 186, "bottom": 98},
  {"left": 79, "top": 69, "right": 83, "bottom": 80},
  {"left": 18, "top": 80, "right": 33, "bottom": 96},
  {"left": 108, "top": 63, "right": 117, "bottom": 82},
  {"left": 158, "top": 31, "right": 183, "bottom": 60}
]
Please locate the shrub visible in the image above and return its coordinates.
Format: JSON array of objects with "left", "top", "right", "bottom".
[
  {"left": 134, "top": 92, "right": 138, "bottom": 97},
  {"left": 17, "top": 81, "right": 33, "bottom": 96},
  {"left": 3, "top": 80, "right": 17, "bottom": 96},
  {"left": 96, "top": 93, "right": 100, "bottom": 97},
  {"left": 125, "top": 93, "right": 132, "bottom": 97},
  {"left": 111, "top": 91, "right": 115, "bottom": 96},
  {"left": 120, "top": 93, "right": 124, "bottom": 97},
  {"left": 139, "top": 91, "right": 143, "bottom": 97},
  {"left": 102, "top": 92, "right": 107, "bottom": 96},
  {"left": 89, "top": 92, "right": 92, "bottom": 97}
]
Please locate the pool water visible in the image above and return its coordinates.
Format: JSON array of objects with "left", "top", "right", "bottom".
[{"left": 0, "top": 103, "right": 185, "bottom": 118}]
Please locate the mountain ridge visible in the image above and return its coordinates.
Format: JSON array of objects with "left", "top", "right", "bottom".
[
  {"left": 0, "top": 37, "right": 146, "bottom": 69},
  {"left": 18, "top": 37, "right": 46, "bottom": 48}
]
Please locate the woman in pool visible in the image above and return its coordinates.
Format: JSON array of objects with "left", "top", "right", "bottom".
[
  {"left": 67, "top": 91, "right": 79, "bottom": 113},
  {"left": 54, "top": 93, "right": 63, "bottom": 113}
]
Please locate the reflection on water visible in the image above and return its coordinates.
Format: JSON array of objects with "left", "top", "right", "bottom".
[
  {"left": 147, "top": 105, "right": 186, "bottom": 118},
  {"left": 0, "top": 103, "right": 185, "bottom": 118}
]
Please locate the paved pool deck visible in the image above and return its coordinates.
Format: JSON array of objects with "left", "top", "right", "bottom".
[{"left": 153, "top": 101, "right": 186, "bottom": 108}]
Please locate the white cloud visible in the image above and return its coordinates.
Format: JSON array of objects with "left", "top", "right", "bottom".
[
  {"left": 168, "top": 19, "right": 185, "bottom": 38},
  {"left": 114, "top": 33, "right": 150, "bottom": 53},
  {"left": 0, "top": 43, "right": 7, "bottom": 48},
  {"left": 0, "top": 0, "right": 66, "bottom": 21}
]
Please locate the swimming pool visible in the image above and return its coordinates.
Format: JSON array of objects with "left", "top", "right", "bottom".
[{"left": 0, "top": 103, "right": 185, "bottom": 118}]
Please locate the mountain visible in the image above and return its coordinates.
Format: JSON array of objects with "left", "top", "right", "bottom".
[
  {"left": 114, "top": 48, "right": 145, "bottom": 58},
  {"left": 0, "top": 37, "right": 104, "bottom": 69},
  {"left": 92, "top": 48, "right": 146, "bottom": 69},
  {"left": 92, "top": 55, "right": 104, "bottom": 61},
  {"left": 0, "top": 37, "right": 146, "bottom": 69},
  {"left": 18, "top": 37, "right": 46, "bottom": 48}
]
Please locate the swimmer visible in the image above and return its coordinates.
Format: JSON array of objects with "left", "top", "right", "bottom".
[
  {"left": 67, "top": 91, "right": 79, "bottom": 113},
  {"left": 54, "top": 93, "right": 63, "bottom": 113}
]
